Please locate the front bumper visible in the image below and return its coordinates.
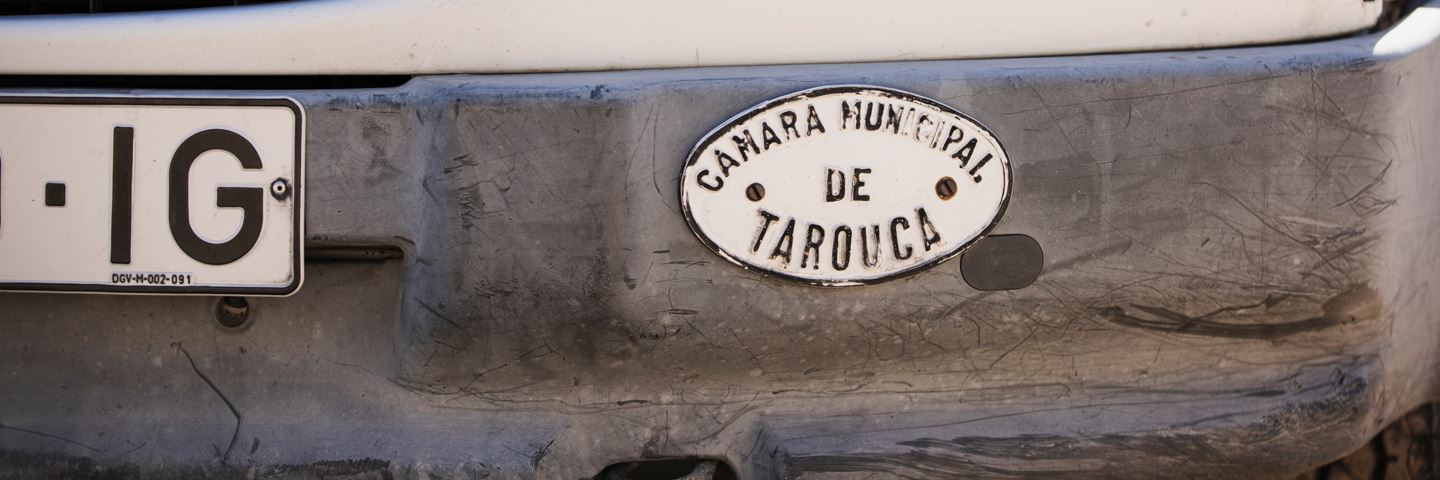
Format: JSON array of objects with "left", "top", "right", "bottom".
[{"left": 4, "top": 7, "right": 1440, "bottom": 480}]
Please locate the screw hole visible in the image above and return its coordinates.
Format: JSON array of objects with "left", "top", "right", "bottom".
[
  {"left": 215, "top": 297, "right": 250, "bottom": 329},
  {"left": 269, "top": 178, "right": 291, "bottom": 200}
]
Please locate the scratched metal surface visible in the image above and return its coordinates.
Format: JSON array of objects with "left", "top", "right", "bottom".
[{"left": 3, "top": 11, "right": 1440, "bottom": 480}]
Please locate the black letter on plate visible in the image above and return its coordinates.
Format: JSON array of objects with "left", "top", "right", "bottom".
[
  {"left": 825, "top": 168, "right": 846, "bottom": 202},
  {"left": 916, "top": 207, "right": 941, "bottom": 251},
  {"left": 169, "top": 129, "right": 265, "bottom": 265},
  {"left": 769, "top": 218, "right": 796, "bottom": 265},
  {"left": 852, "top": 168, "right": 871, "bottom": 201},
  {"left": 111, "top": 127, "right": 134, "bottom": 264},
  {"left": 860, "top": 224, "right": 882, "bottom": 268},
  {"left": 752, "top": 210, "right": 779, "bottom": 252},
  {"left": 832, "top": 225, "right": 852, "bottom": 271},
  {"left": 800, "top": 224, "right": 825, "bottom": 270},
  {"left": 890, "top": 216, "right": 912, "bottom": 260}
]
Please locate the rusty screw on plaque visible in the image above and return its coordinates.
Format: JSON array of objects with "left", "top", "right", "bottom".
[
  {"left": 936, "top": 176, "right": 958, "bottom": 200},
  {"left": 745, "top": 182, "right": 765, "bottom": 201}
]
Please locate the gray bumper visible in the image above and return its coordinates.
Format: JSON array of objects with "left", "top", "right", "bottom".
[{"left": 4, "top": 7, "right": 1440, "bottom": 480}]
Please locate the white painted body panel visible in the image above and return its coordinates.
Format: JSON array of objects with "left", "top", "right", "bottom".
[{"left": 0, "top": 0, "right": 1383, "bottom": 75}]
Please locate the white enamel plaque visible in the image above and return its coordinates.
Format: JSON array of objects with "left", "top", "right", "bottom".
[
  {"left": 681, "top": 86, "right": 1010, "bottom": 286},
  {"left": 0, "top": 97, "right": 303, "bottom": 295}
]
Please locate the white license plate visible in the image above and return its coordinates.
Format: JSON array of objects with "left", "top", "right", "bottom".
[{"left": 0, "top": 97, "right": 303, "bottom": 295}]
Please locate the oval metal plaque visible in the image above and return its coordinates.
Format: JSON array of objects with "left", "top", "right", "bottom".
[{"left": 680, "top": 85, "right": 1011, "bottom": 286}]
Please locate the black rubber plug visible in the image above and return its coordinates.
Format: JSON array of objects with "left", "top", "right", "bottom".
[{"left": 960, "top": 234, "right": 1044, "bottom": 291}]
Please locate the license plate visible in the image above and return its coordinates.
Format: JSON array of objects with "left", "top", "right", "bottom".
[{"left": 0, "top": 97, "right": 303, "bottom": 295}]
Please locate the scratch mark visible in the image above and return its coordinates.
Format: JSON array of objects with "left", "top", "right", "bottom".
[
  {"left": 176, "top": 344, "right": 241, "bottom": 464},
  {"left": 0, "top": 423, "right": 103, "bottom": 453},
  {"left": 467, "top": 362, "right": 511, "bottom": 387},
  {"left": 529, "top": 439, "right": 555, "bottom": 469},
  {"left": 414, "top": 298, "right": 463, "bottom": 329},
  {"left": 513, "top": 342, "right": 565, "bottom": 362},
  {"left": 1004, "top": 74, "right": 1288, "bottom": 115},
  {"left": 1099, "top": 287, "right": 1377, "bottom": 339},
  {"left": 118, "top": 439, "right": 148, "bottom": 455}
]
